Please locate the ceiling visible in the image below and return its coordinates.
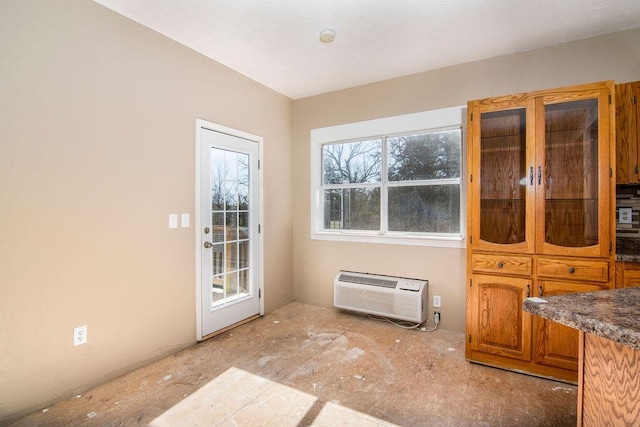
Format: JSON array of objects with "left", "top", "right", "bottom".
[{"left": 94, "top": 0, "right": 640, "bottom": 99}]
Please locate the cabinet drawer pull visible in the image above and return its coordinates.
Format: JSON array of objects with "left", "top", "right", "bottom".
[
  {"left": 497, "top": 261, "right": 504, "bottom": 268},
  {"left": 539, "top": 286, "right": 543, "bottom": 297},
  {"left": 526, "top": 284, "right": 530, "bottom": 298},
  {"left": 568, "top": 267, "right": 575, "bottom": 274}
]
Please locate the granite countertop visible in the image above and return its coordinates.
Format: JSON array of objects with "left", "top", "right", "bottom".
[
  {"left": 523, "top": 287, "right": 640, "bottom": 350},
  {"left": 616, "top": 238, "right": 640, "bottom": 262},
  {"left": 616, "top": 249, "right": 640, "bottom": 263}
]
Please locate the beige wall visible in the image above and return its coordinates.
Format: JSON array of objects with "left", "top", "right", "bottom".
[
  {"left": 292, "top": 28, "right": 640, "bottom": 333},
  {"left": 2, "top": 0, "right": 640, "bottom": 421},
  {"left": 0, "top": 0, "right": 293, "bottom": 422}
]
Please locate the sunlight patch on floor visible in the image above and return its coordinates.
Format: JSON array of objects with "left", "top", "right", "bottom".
[{"left": 149, "top": 367, "right": 398, "bottom": 426}]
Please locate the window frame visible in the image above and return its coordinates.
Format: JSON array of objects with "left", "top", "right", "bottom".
[{"left": 310, "top": 106, "right": 467, "bottom": 248}]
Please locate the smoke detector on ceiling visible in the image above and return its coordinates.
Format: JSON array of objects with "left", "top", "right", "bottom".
[{"left": 319, "top": 29, "right": 336, "bottom": 43}]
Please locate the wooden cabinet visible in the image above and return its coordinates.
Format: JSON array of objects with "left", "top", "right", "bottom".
[
  {"left": 615, "top": 261, "right": 640, "bottom": 288},
  {"left": 533, "top": 281, "right": 607, "bottom": 373},
  {"left": 468, "top": 274, "right": 532, "bottom": 362},
  {"left": 578, "top": 332, "right": 640, "bottom": 426},
  {"left": 616, "top": 81, "right": 640, "bottom": 184},
  {"left": 466, "top": 81, "right": 615, "bottom": 382}
]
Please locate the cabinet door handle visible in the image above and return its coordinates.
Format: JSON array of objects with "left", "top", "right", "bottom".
[
  {"left": 537, "top": 166, "right": 542, "bottom": 186},
  {"left": 526, "top": 284, "right": 530, "bottom": 298},
  {"left": 539, "top": 286, "right": 543, "bottom": 297},
  {"left": 568, "top": 267, "right": 575, "bottom": 274},
  {"left": 530, "top": 167, "right": 534, "bottom": 186},
  {"left": 497, "top": 261, "right": 504, "bottom": 268}
]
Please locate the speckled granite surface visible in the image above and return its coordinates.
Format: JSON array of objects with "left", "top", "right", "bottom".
[
  {"left": 616, "top": 250, "right": 640, "bottom": 262},
  {"left": 616, "top": 237, "right": 640, "bottom": 262},
  {"left": 523, "top": 287, "right": 640, "bottom": 350}
]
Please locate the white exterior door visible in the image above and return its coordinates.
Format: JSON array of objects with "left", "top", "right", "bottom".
[{"left": 197, "top": 122, "right": 262, "bottom": 338}]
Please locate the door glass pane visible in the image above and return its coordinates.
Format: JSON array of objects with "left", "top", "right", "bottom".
[
  {"left": 225, "top": 272, "right": 238, "bottom": 300},
  {"left": 209, "top": 148, "right": 252, "bottom": 308},
  {"left": 225, "top": 213, "right": 237, "bottom": 241},
  {"left": 544, "top": 99, "right": 599, "bottom": 247},
  {"left": 212, "top": 275, "right": 224, "bottom": 306},
  {"left": 239, "top": 269, "right": 249, "bottom": 294},
  {"left": 212, "top": 243, "right": 224, "bottom": 276},
  {"left": 239, "top": 184, "right": 249, "bottom": 210},
  {"left": 212, "top": 213, "right": 224, "bottom": 243},
  {"left": 479, "top": 109, "right": 527, "bottom": 244},
  {"left": 238, "top": 212, "right": 249, "bottom": 239},
  {"left": 238, "top": 241, "right": 249, "bottom": 269}
]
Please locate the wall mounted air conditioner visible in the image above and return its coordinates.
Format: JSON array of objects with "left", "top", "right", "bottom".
[{"left": 334, "top": 271, "right": 428, "bottom": 323}]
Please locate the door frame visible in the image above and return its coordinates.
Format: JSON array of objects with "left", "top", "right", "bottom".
[{"left": 195, "top": 119, "right": 264, "bottom": 341}]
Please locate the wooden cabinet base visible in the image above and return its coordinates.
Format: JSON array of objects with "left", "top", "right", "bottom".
[
  {"left": 615, "top": 261, "right": 640, "bottom": 288},
  {"left": 466, "top": 350, "right": 578, "bottom": 384},
  {"left": 578, "top": 331, "right": 640, "bottom": 426}
]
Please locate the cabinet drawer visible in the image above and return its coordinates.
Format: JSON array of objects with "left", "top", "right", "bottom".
[
  {"left": 537, "top": 257, "right": 609, "bottom": 282},
  {"left": 471, "top": 253, "right": 532, "bottom": 276}
]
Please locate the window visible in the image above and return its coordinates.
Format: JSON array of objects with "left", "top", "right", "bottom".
[{"left": 311, "top": 106, "right": 465, "bottom": 247}]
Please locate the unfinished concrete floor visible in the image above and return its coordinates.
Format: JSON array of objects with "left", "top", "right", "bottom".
[{"left": 11, "top": 302, "right": 577, "bottom": 426}]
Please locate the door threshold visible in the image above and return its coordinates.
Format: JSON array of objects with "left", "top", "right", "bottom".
[{"left": 200, "top": 314, "right": 261, "bottom": 341}]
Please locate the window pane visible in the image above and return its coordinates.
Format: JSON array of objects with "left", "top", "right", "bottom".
[
  {"left": 388, "top": 130, "right": 461, "bottom": 181},
  {"left": 388, "top": 185, "right": 460, "bottom": 233},
  {"left": 322, "top": 139, "right": 382, "bottom": 184},
  {"left": 323, "top": 188, "right": 380, "bottom": 230}
]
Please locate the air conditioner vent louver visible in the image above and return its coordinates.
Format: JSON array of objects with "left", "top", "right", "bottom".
[
  {"left": 338, "top": 273, "right": 397, "bottom": 288},
  {"left": 334, "top": 271, "right": 428, "bottom": 323}
]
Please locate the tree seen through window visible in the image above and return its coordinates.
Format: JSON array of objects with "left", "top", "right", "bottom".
[{"left": 321, "top": 129, "right": 461, "bottom": 234}]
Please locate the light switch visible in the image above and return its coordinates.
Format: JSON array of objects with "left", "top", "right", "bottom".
[
  {"left": 619, "top": 207, "right": 633, "bottom": 224},
  {"left": 181, "top": 213, "right": 190, "bottom": 228},
  {"left": 169, "top": 214, "right": 178, "bottom": 229}
]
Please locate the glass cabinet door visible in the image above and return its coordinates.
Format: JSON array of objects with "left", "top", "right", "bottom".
[
  {"left": 536, "top": 89, "right": 611, "bottom": 257},
  {"left": 469, "top": 100, "right": 535, "bottom": 253}
]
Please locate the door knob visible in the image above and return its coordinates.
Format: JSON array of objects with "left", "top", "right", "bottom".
[{"left": 204, "top": 241, "right": 213, "bottom": 249}]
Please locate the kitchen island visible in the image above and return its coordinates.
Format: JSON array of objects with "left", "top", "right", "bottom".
[{"left": 523, "top": 288, "right": 640, "bottom": 426}]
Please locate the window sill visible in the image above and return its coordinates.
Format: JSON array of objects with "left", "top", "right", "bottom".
[{"left": 311, "top": 231, "right": 466, "bottom": 248}]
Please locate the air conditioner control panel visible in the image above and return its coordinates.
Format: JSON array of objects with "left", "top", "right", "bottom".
[{"left": 398, "top": 281, "right": 422, "bottom": 292}]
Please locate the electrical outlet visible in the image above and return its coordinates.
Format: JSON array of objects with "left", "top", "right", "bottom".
[
  {"left": 619, "top": 207, "right": 633, "bottom": 224},
  {"left": 433, "top": 295, "right": 441, "bottom": 308},
  {"left": 74, "top": 325, "right": 87, "bottom": 346},
  {"left": 434, "top": 312, "right": 441, "bottom": 324}
]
